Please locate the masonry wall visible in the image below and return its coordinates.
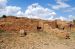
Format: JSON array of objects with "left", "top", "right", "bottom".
[{"left": 0, "top": 16, "right": 75, "bottom": 33}]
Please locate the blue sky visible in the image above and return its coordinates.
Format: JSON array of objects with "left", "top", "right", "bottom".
[
  {"left": 7, "top": 0, "right": 55, "bottom": 11},
  {"left": 0, "top": 0, "right": 75, "bottom": 21}
]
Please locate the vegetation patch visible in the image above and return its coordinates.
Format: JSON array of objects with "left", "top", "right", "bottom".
[{"left": 0, "top": 29, "right": 5, "bottom": 33}]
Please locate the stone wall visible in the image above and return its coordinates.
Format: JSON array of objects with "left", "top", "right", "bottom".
[{"left": 0, "top": 16, "right": 75, "bottom": 33}]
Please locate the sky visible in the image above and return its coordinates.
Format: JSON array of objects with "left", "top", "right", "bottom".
[{"left": 0, "top": 0, "right": 75, "bottom": 21}]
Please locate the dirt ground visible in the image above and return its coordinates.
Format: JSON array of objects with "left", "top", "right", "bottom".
[{"left": 0, "top": 31, "right": 75, "bottom": 49}]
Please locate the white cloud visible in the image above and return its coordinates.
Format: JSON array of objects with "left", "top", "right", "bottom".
[
  {"left": 16, "top": 11, "right": 24, "bottom": 16},
  {"left": 48, "top": 16, "right": 69, "bottom": 21},
  {"left": 52, "top": 0, "right": 70, "bottom": 10},
  {"left": 55, "top": 15, "right": 75, "bottom": 21},
  {"left": 5, "top": 6, "right": 21, "bottom": 16},
  {"left": 0, "top": 2, "right": 57, "bottom": 20},
  {"left": 0, "top": 5, "right": 24, "bottom": 16},
  {"left": 63, "top": 7, "right": 75, "bottom": 12},
  {"left": 0, "top": 0, "right": 71, "bottom": 21},
  {"left": 53, "top": 0, "right": 75, "bottom": 13},
  {"left": 55, "top": 0, "right": 68, "bottom": 2},
  {"left": 0, "top": 0, "right": 24, "bottom": 16},
  {"left": 68, "top": 15, "right": 75, "bottom": 20},
  {"left": 58, "top": 16, "right": 67, "bottom": 21},
  {"left": 55, "top": 16, "right": 67, "bottom": 21},
  {"left": 0, "top": 0, "right": 72, "bottom": 21},
  {"left": 48, "top": 16, "right": 54, "bottom": 20},
  {"left": 25, "top": 3, "right": 56, "bottom": 20},
  {"left": 0, "top": 0, "right": 7, "bottom": 9}
]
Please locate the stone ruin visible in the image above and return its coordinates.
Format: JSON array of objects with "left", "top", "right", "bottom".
[
  {"left": 19, "top": 29, "right": 27, "bottom": 37},
  {"left": 0, "top": 16, "right": 75, "bottom": 38}
]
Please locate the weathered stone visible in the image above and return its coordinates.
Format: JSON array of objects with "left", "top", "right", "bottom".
[{"left": 19, "top": 29, "right": 27, "bottom": 37}]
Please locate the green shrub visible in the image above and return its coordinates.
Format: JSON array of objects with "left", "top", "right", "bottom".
[
  {"left": 0, "top": 29, "right": 5, "bottom": 33},
  {"left": 2, "top": 15, "right": 7, "bottom": 18},
  {"left": 73, "top": 19, "right": 75, "bottom": 24}
]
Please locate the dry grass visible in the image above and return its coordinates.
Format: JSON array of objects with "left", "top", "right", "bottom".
[{"left": 0, "top": 31, "right": 75, "bottom": 49}]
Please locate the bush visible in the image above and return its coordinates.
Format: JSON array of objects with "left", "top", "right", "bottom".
[
  {"left": 73, "top": 20, "right": 75, "bottom": 24},
  {"left": 2, "top": 15, "right": 7, "bottom": 18},
  {"left": 0, "top": 29, "right": 5, "bottom": 33}
]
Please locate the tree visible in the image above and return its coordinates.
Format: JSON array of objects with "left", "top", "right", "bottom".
[
  {"left": 73, "top": 19, "right": 75, "bottom": 24},
  {"left": 2, "top": 15, "right": 7, "bottom": 18}
]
